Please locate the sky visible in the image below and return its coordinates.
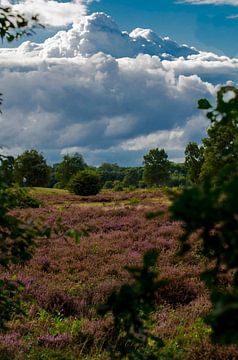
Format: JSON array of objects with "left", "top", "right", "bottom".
[
  {"left": 90, "top": 0, "right": 238, "bottom": 57},
  {"left": 0, "top": 0, "right": 237, "bottom": 166}
]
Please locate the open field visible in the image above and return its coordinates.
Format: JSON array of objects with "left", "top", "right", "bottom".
[{"left": 1, "top": 189, "right": 237, "bottom": 359}]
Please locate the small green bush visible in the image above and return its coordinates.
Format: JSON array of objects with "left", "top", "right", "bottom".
[
  {"left": 125, "top": 185, "right": 136, "bottom": 191},
  {"left": 5, "top": 186, "right": 42, "bottom": 208},
  {"left": 68, "top": 170, "right": 102, "bottom": 196},
  {"left": 113, "top": 180, "right": 124, "bottom": 192},
  {"left": 138, "top": 180, "right": 147, "bottom": 189},
  {"left": 103, "top": 180, "right": 114, "bottom": 189}
]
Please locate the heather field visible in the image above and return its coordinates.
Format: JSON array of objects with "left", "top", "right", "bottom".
[{"left": 1, "top": 189, "right": 237, "bottom": 359}]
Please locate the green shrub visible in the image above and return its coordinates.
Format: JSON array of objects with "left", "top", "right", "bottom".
[
  {"left": 127, "top": 197, "right": 140, "bottom": 205},
  {"left": 68, "top": 170, "right": 102, "bottom": 196},
  {"left": 126, "top": 185, "right": 136, "bottom": 191},
  {"left": 113, "top": 180, "right": 124, "bottom": 192},
  {"left": 5, "top": 186, "right": 42, "bottom": 208},
  {"left": 104, "top": 180, "right": 114, "bottom": 189},
  {"left": 138, "top": 180, "right": 147, "bottom": 189}
]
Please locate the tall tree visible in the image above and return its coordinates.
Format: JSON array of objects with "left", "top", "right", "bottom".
[
  {"left": 14, "top": 149, "right": 50, "bottom": 187},
  {"left": 123, "top": 167, "right": 143, "bottom": 188},
  {"left": 97, "top": 163, "right": 124, "bottom": 185},
  {"left": 168, "top": 162, "right": 187, "bottom": 187},
  {"left": 199, "top": 86, "right": 238, "bottom": 182},
  {"left": 184, "top": 142, "right": 204, "bottom": 184},
  {"left": 0, "top": 153, "right": 14, "bottom": 186},
  {"left": 55, "top": 152, "right": 86, "bottom": 188},
  {"left": 143, "top": 148, "right": 170, "bottom": 187}
]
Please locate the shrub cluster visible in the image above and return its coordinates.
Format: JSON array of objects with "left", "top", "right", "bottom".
[{"left": 68, "top": 170, "right": 102, "bottom": 196}]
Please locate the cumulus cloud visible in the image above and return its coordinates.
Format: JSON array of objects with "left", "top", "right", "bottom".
[
  {"left": 14, "top": 12, "right": 199, "bottom": 58},
  {"left": 0, "top": 12, "right": 237, "bottom": 165},
  {"left": 0, "top": 0, "right": 90, "bottom": 27}
]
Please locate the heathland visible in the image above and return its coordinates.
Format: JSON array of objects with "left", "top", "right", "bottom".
[{"left": 0, "top": 188, "right": 237, "bottom": 359}]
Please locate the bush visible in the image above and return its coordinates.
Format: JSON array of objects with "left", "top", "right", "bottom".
[
  {"left": 138, "top": 180, "right": 147, "bottom": 189},
  {"left": 68, "top": 170, "right": 102, "bottom": 196},
  {"left": 112, "top": 180, "right": 124, "bottom": 192},
  {"left": 103, "top": 180, "right": 114, "bottom": 189},
  {"left": 5, "top": 186, "right": 42, "bottom": 208},
  {"left": 55, "top": 152, "right": 86, "bottom": 188},
  {"left": 125, "top": 185, "right": 136, "bottom": 191}
]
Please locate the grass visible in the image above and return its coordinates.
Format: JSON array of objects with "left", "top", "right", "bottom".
[
  {"left": 30, "top": 187, "right": 69, "bottom": 196},
  {"left": 30, "top": 187, "right": 169, "bottom": 209}
]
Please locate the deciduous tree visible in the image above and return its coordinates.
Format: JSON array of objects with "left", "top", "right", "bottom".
[
  {"left": 184, "top": 142, "right": 204, "bottom": 184},
  {"left": 14, "top": 149, "right": 50, "bottom": 187},
  {"left": 199, "top": 86, "right": 238, "bottom": 182},
  {"left": 55, "top": 153, "right": 86, "bottom": 188},
  {"left": 143, "top": 148, "right": 170, "bottom": 187},
  {"left": 0, "top": 153, "right": 14, "bottom": 186},
  {"left": 123, "top": 167, "right": 143, "bottom": 188}
]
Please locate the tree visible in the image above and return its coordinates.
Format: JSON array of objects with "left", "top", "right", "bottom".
[
  {"left": 199, "top": 86, "right": 238, "bottom": 182},
  {"left": 171, "top": 86, "right": 238, "bottom": 345},
  {"left": 0, "top": 153, "right": 14, "bottom": 186},
  {"left": 113, "top": 180, "right": 124, "bottom": 192},
  {"left": 143, "top": 148, "right": 170, "bottom": 187},
  {"left": 0, "top": 5, "right": 41, "bottom": 42},
  {"left": 184, "top": 142, "right": 204, "bottom": 184},
  {"left": 168, "top": 162, "right": 187, "bottom": 187},
  {"left": 123, "top": 167, "right": 143, "bottom": 188},
  {"left": 97, "top": 163, "right": 125, "bottom": 186},
  {"left": 55, "top": 152, "right": 86, "bottom": 188},
  {"left": 14, "top": 149, "right": 50, "bottom": 187},
  {"left": 68, "top": 169, "right": 102, "bottom": 196}
]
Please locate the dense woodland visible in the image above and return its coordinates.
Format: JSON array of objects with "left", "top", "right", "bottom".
[{"left": 0, "top": 4, "right": 238, "bottom": 360}]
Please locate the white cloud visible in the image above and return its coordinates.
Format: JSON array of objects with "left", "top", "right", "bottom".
[
  {"left": 178, "top": 0, "right": 238, "bottom": 5},
  {"left": 120, "top": 115, "right": 208, "bottom": 151},
  {"left": 0, "top": 0, "right": 90, "bottom": 27},
  {"left": 223, "top": 90, "right": 236, "bottom": 102},
  {"left": 15, "top": 12, "right": 199, "bottom": 58},
  {"left": 0, "top": 12, "right": 237, "bottom": 165}
]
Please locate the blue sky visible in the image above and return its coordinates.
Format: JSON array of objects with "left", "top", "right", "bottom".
[
  {"left": 4, "top": 0, "right": 238, "bottom": 57},
  {"left": 90, "top": 0, "right": 238, "bottom": 56}
]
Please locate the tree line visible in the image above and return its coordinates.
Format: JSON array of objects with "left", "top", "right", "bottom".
[
  {"left": 1, "top": 124, "right": 228, "bottom": 194},
  {"left": 0, "top": 148, "right": 188, "bottom": 192}
]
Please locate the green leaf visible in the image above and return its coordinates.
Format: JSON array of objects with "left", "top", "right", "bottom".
[{"left": 198, "top": 98, "right": 212, "bottom": 110}]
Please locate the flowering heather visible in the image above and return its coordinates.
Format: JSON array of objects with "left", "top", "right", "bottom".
[
  {"left": 1, "top": 188, "right": 237, "bottom": 359},
  {"left": 38, "top": 333, "right": 70, "bottom": 349}
]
